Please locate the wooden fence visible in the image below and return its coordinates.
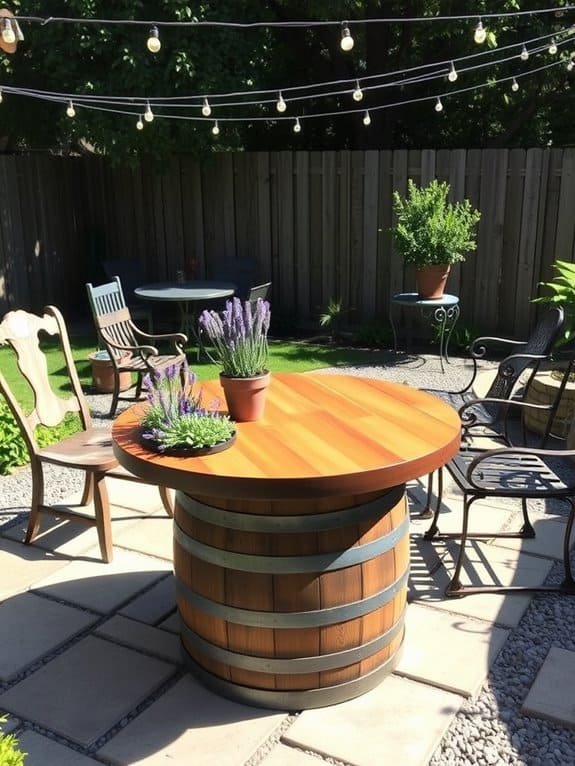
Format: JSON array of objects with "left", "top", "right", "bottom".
[{"left": 1, "top": 148, "right": 575, "bottom": 337}]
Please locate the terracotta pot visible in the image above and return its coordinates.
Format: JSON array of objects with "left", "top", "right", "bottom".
[
  {"left": 416, "top": 264, "right": 451, "bottom": 299},
  {"left": 88, "top": 351, "right": 132, "bottom": 393},
  {"left": 219, "top": 371, "right": 271, "bottom": 422}
]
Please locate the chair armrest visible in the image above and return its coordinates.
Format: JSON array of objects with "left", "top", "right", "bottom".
[
  {"left": 469, "top": 335, "right": 526, "bottom": 359},
  {"left": 130, "top": 324, "right": 187, "bottom": 350},
  {"left": 102, "top": 336, "right": 159, "bottom": 358}
]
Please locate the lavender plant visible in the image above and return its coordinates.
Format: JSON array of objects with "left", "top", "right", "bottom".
[
  {"left": 140, "top": 360, "right": 235, "bottom": 451},
  {"left": 199, "top": 297, "right": 271, "bottom": 377}
]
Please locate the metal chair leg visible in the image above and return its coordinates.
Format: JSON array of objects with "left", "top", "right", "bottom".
[{"left": 423, "top": 467, "right": 444, "bottom": 538}]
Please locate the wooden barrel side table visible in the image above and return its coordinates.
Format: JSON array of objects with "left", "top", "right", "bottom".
[{"left": 113, "top": 373, "right": 461, "bottom": 710}]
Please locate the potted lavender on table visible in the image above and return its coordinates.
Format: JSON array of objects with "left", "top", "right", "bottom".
[
  {"left": 139, "top": 359, "right": 236, "bottom": 455},
  {"left": 199, "top": 296, "right": 271, "bottom": 422}
]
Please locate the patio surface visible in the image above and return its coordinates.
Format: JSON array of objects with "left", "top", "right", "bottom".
[{"left": 1, "top": 354, "right": 574, "bottom": 765}]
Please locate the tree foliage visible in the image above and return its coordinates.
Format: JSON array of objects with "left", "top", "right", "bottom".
[{"left": 1, "top": 0, "right": 574, "bottom": 160}]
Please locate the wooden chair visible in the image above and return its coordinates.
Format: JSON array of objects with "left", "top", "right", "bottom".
[
  {"left": 428, "top": 350, "right": 575, "bottom": 597},
  {"left": 422, "top": 306, "right": 565, "bottom": 519},
  {"left": 86, "top": 276, "right": 187, "bottom": 417},
  {"left": 102, "top": 258, "right": 153, "bottom": 332},
  {"left": 0, "top": 305, "right": 173, "bottom": 563},
  {"left": 247, "top": 282, "right": 271, "bottom": 306}
]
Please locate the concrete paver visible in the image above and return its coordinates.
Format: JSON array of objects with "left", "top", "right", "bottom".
[
  {"left": 119, "top": 573, "right": 176, "bottom": 624},
  {"left": 283, "top": 675, "right": 463, "bottom": 766},
  {"left": 114, "top": 512, "right": 174, "bottom": 560},
  {"left": 259, "top": 744, "right": 322, "bottom": 765},
  {"left": 31, "top": 548, "right": 170, "bottom": 613},
  {"left": 0, "top": 537, "right": 71, "bottom": 601},
  {"left": 0, "top": 635, "right": 176, "bottom": 746},
  {"left": 15, "top": 731, "right": 103, "bottom": 765},
  {"left": 98, "top": 675, "right": 287, "bottom": 766},
  {"left": 521, "top": 647, "right": 575, "bottom": 728},
  {"left": 0, "top": 592, "right": 97, "bottom": 681},
  {"left": 395, "top": 602, "right": 509, "bottom": 697},
  {"left": 95, "top": 615, "right": 181, "bottom": 664}
]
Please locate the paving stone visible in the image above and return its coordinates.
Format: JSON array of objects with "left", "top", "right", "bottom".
[
  {"left": 259, "top": 743, "right": 321, "bottom": 765},
  {"left": 157, "top": 611, "right": 180, "bottom": 634},
  {"left": 490, "top": 514, "right": 573, "bottom": 562},
  {"left": 395, "top": 603, "right": 509, "bottom": 697},
  {"left": 283, "top": 675, "right": 462, "bottom": 766},
  {"left": 0, "top": 635, "right": 176, "bottom": 747},
  {"left": 0, "top": 538, "right": 71, "bottom": 601},
  {"left": 95, "top": 615, "right": 181, "bottom": 664},
  {"left": 119, "top": 574, "right": 176, "bottom": 624},
  {"left": 113, "top": 512, "right": 173, "bottom": 560},
  {"left": 106, "top": 476, "right": 170, "bottom": 514},
  {"left": 522, "top": 647, "right": 575, "bottom": 728},
  {"left": 31, "top": 549, "right": 170, "bottom": 613},
  {"left": 410, "top": 539, "right": 553, "bottom": 627},
  {"left": 0, "top": 592, "right": 98, "bottom": 681},
  {"left": 98, "top": 675, "right": 287, "bottom": 766},
  {"left": 15, "top": 731, "right": 102, "bottom": 765},
  {"left": 0, "top": 712, "right": 19, "bottom": 734},
  {"left": 409, "top": 496, "right": 514, "bottom": 537}
]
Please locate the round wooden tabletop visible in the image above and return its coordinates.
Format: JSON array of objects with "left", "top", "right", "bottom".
[{"left": 112, "top": 372, "right": 461, "bottom": 500}]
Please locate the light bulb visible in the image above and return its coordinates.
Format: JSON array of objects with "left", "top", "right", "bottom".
[
  {"left": 276, "top": 92, "right": 286, "bottom": 113},
  {"left": 511, "top": 77, "right": 519, "bottom": 92},
  {"left": 66, "top": 101, "right": 76, "bottom": 118},
  {"left": 1, "top": 19, "right": 16, "bottom": 45},
  {"left": 212, "top": 120, "right": 220, "bottom": 136},
  {"left": 568, "top": 59, "right": 574, "bottom": 72},
  {"left": 520, "top": 45, "right": 529, "bottom": 62},
  {"left": 0, "top": 88, "right": 3, "bottom": 104},
  {"left": 293, "top": 117, "right": 302, "bottom": 133},
  {"left": 202, "top": 98, "right": 211, "bottom": 117},
  {"left": 352, "top": 81, "right": 363, "bottom": 101},
  {"left": 474, "top": 20, "right": 486, "bottom": 45},
  {"left": 435, "top": 97, "right": 443, "bottom": 113},
  {"left": 447, "top": 62, "right": 458, "bottom": 83},
  {"left": 146, "top": 26, "right": 161, "bottom": 53},
  {"left": 362, "top": 110, "right": 371, "bottom": 127},
  {"left": 144, "top": 102, "right": 154, "bottom": 122},
  {"left": 136, "top": 115, "right": 144, "bottom": 130},
  {"left": 549, "top": 39, "right": 558, "bottom": 55},
  {"left": 340, "top": 22, "right": 354, "bottom": 52}
]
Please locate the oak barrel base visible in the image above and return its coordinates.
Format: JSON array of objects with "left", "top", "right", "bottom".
[{"left": 173, "top": 485, "right": 410, "bottom": 710}]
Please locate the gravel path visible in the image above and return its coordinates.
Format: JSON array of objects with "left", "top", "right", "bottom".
[{"left": 2, "top": 354, "right": 575, "bottom": 765}]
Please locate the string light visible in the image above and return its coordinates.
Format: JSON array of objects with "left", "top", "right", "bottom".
[
  {"left": 549, "top": 38, "right": 558, "bottom": 54},
  {"left": 211, "top": 120, "right": 220, "bottom": 135},
  {"left": 276, "top": 91, "right": 287, "bottom": 112},
  {"left": 352, "top": 80, "right": 363, "bottom": 101},
  {"left": 1, "top": 17, "right": 15, "bottom": 44},
  {"left": 340, "top": 22, "right": 354, "bottom": 52},
  {"left": 567, "top": 58, "right": 574, "bottom": 71},
  {"left": 144, "top": 101, "right": 154, "bottom": 122},
  {"left": 474, "top": 19, "right": 487, "bottom": 44},
  {"left": 520, "top": 44, "right": 530, "bottom": 61},
  {"left": 66, "top": 100, "right": 76, "bottom": 117},
  {"left": 447, "top": 62, "right": 458, "bottom": 82},
  {"left": 293, "top": 117, "right": 302, "bottom": 133},
  {"left": 136, "top": 115, "right": 144, "bottom": 130},
  {"left": 511, "top": 77, "right": 519, "bottom": 91},
  {"left": 201, "top": 98, "right": 211, "bottom": 116},
  {"left": 0, "top": 88, "right": 3, "bottom": 104},
  {"left": 362, "top": 110, "right": 371, "bottom": 126},
  {"left": 435, "top": 96, "right": 443, "bottom": 112},
  {"left": 146, "top": 26, "right": 161, "bottom": 53}
]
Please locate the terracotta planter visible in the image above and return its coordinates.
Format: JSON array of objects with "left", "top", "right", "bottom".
[
  {"left": 416, "top": 264, "right": 451, "bottom": 299},
  {"left": 88, "top": 351, "right": 132, "bottom": 394},
  {"left": 219, "top": 371, "right": 271, "bottom": 422}
]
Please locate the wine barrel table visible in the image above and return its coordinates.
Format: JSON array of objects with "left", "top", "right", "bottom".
[{"left": 112, "top": 373, "right": 460, "bottom": 710}]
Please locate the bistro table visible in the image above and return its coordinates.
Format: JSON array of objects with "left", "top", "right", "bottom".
[
  {"left": 112, "top": 372, "right": 460, "bottom": 710},
  {"left": 134, "top": 280, "right": 236, "bottom": 345}
]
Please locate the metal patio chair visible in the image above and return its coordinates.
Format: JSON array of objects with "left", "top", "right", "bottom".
[
  {"left": 422, "top": 306, "right": 565, "bottom": 519},
  {"left": 0, "top": 305, "right": 173, "bottom": 563},
  {"left": 86, "top": 276, "right": 187, "bottom": 417},
  {"left": 247, "top": 281, "right": 272, "bottom": 306}
]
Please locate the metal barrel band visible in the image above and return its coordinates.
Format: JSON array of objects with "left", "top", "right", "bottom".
[
  {"left": 176, "top": 485, "right": 405, "bottom": 533},
  {"left": 181, "top": 647, "right": 403, "bottom": 710},
  {"left": 180, "top": 612, "right": 405, "bottom": 674},
  {"left": 175, "top": 568, "right": 409, "bottom": 629},
  {"left": 173, "top": 514, "right": 410, "bottom": 574}
]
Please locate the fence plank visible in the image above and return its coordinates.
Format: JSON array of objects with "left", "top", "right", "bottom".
[
  {"left": 362, "top": 150, "right": 379, "bottom": 317},
  {"left": 294, "top": 152, "right": 310, "bottom": 320}
]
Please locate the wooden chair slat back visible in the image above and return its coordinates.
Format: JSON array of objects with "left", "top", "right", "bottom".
[{"left": 86, "top": 277, "right": 138, "bottom": 355}]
